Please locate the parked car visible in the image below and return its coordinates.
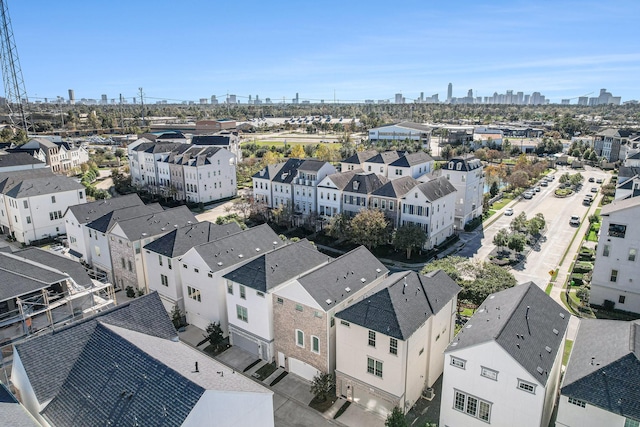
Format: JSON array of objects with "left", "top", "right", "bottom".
[
  {"left": 596, "top": 178, "right": 604, "bottom": 184},
  {"left": 504, "top": 208, "right": 514, "bottom": 216},
  {"left": 570, "top": 215, "right": 581, "bottom": 226},
  {"left": 540, "top": 181, "right": 548, "bottom": 187},
  {"left": 583, "top": 196, "right": 592, "bottom": 206},
  {"left": 588, "top": 177, "right": 595, "bottom": 182},
  {"left": 523, "top": 191, "right": 533, "bottom": 199},
  {"left": 534, "top": 186, "right": 541, "bottom": 192},
  {"left": 591, "top": 187, "right": 598, "bottom": 193}
]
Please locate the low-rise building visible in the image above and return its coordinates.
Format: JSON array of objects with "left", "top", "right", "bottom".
[
  {"left": 434, "top": 155, "right": 484, "bottom": 230},
  {"left": 317, "top": 169, "right": 362, "bottom": 218}
]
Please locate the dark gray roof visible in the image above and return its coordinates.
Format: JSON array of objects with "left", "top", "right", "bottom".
[
  {"left": 365, "top": 151, "right": 403, "bottom": 165},
  {"left": 66, "top": 193, "right": 144, "bottom": 224},
  {"left": 156, "top": 131, "right": 186, "bottom": 139},
  {"left": 561, "top": 319, "right": 640, "bottom": 421},
  {"left": 343, "top": 173, "right": 390, "bottom": 195},
  {"left": 372, "top": 176, "right": 419, "bottom": 198},
  {"left": 14, "top": 292, "right": 178, "bottom": 404},
  {"left": 0, "top": 251, "right": 73, "bottom": 302},
  {"left": 86, "top": 203, "right": 165, "bottom": 233},
  {"left": 297, "top": 246, "right": 389, "bottom": 310},
  {"left": 271, "top": 158, "right": 305, "bottom": 184},
  {"left": 447, "top": 282, "right": 569, "bottom": 386},
  {"left": 389, "top": 151, "right": 434, "bottom": 167},
  {"left": 132, "top": 142, "right": 183, "bottom": 154},
  {"left": 444, "top": 155, "right": 482, "bottom": 171},
  {"left": 415, "top": 176, "right": 457, "bottom": 201},
  {"left": 618, "top": 178, "right": 635, "bottom": 190},
  {"left": 342, "top": 150, "right": 378, "bottom": 165},
  {"left": 253, "top": 162, "right": 285, "bottom": 180},
  {"left": 194, "top": 224, "right": 283, "bottom": 272},
  {"left": 192, "top": 135, "right": 232, "bottom": 146},
  {"left": 110, "top": 205, "right": 197, "bottom": 240},
  {"left": 144, "top": 221, "right": 242, "bottom": 257},
  {"left": 223, "top": 239, "right": 328, "bottom": 292},
  {"left": 15, "top": 247, "right": 93, "bottom": 287},
  {"left": 628, "top": 152, "right": 640, "bottom": 160},
  {"left": 336, "top": 270, "right": 460, "bottom": 340},
  {"left": 619, "top": 166, "right": 640, "bottom": 180},
  {"left": 319, "top": 169, "right": 364, "bottom": 191},
  {"left": 0, "top": 383, "right": 40, "bottom": 427},
  {"left": 601, "top": 195, "right": 640, "bottom": 215},
  {"left": 0, "top": 152, "right": 45, "bottom": 168},
  {"left": 0, "top": 169, "right": 84, "bottom": 198},
  {"left": 162, "top": 145, "right": 223, "bottom": 167},
  {"left": 299, "top": 159, "right": 327, "bottom": 172}
]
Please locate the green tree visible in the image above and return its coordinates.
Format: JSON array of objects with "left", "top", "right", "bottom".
[
  {"left": 327, "top": 213, "right": 350, "bottom": 239},
  {"left": 526, "top": 213, "right": 545, "bottom": 236},
  {"left": 508, "top": 233, "right": 526, "bottom": 253},
  {"left": 385, "top": 406, "right": 407, "bottom": 427},
  {"left": 290, "top": 144, "right": 306, "bottom": 159},
  {"left": 204, "top": 322, "right": 224, "bottom": 349},
  {"left": 588, "top": 214, "right": 600, "bottom": 224},
  {"left": 348, "top": 209, "right": 390, "bottom": 250},
  {"left": 493, "top": 228, "right": 509, "bottom": 253},
  {"left": 170, "top": 304, "right": 184, "bottom": 329},
  {"left": 310, "top": 373, "right": 334, "bottom": 402},
  {"left": 576, "top": 286, "right": 590, "bottom": 304},
  {"left": 510, "top": 212, "right": 528, "bottom": 233},
  {"left": 489, "top": 181, "right": 499, "bottom": 197},
  {"left": 392, "top": 224, "right": 426, "bottom": 259}
]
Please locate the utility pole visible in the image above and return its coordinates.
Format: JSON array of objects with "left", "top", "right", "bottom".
[{"left": 139, "top": 87, "right": 145, "bottom": 127}]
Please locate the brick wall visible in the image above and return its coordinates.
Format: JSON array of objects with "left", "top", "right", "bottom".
[{"left": 109, "top": 236, "right": 138, "bottom": 291}]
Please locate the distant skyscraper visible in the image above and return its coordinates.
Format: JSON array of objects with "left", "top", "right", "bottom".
[
  {"left": 395, "top": 93, "right": 403, "bottom": 104},
  {"left": 578, "top": 96, "right": 588, "bottom": 106},
  {"left": 561, "top": 99, "right": 570, "bottom": 105},
  {"left": 68, "top": 89, "right": 75, "bottom": 105},
  {"left": 447, "top": 83, "right": 453, "bottom": 101},
  {"left": 101, "top": 94, "right": 107, "bottom": 105},
  {"left": 467, "top": 89, "right": 473, "bottom": 99}
]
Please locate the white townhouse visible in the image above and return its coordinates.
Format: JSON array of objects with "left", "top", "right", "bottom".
[
  {"left": 431, "top": 154, "right": 484, "bottom": 230},
  {"left": 272, "top": 246, "right": 389, "bottom": 381},
  {"left": 370, "top": 176, "right": 419, "bottom": 227},
  {"left": 64, "top": 194, "right": 145, "bottom": 264},
  {"left": 387, "top": 151, "right": 434, "bottom": 180},
  {"left": 440, "top": 282, "right": 569, "bottom": 427},
  {"left": 143, "top": 221, "right": 242, "bottom": 313},
  {"left": 253, "top": 158, "right": 304, "bottom": 209},
  {"left": 291, "top": 159, "right": 336, "bottom": 216},
  {"left": 0, "top": 169, "right": 85, "bottom": 244},
  {"left": 128, "top": 141, "right": 182, "bottom": 189},
  {"left": 399, "top": 177, "right": 457, "bottom": 249},
  {"left": 252, "top": 162, "right": 283, "bottom": 206},
  {"left": 556, "top": 319, "right": 640, "bottom": 427},
  {"left": 178, "top": 224, "right": 283, "bottom": 333},
  {"left": 107, "top": 206, "right": 197, "bottom": 292},
  {"left": 589, "top": 197, "right": 640, "bottom": 314},
  {"left": 317, "top": 169, "right": 362, "bottom": 218},
  {"left": 341, "top": 173, "right": 389, "bottom": 218},
  {"left": 222, "top": 240, "right": 329, "bottom": 362},
  {"left": 335, "top": 270, "right": 460, "bottom": 417},
  {"left": 340, "top": 150, "right": 377, "bottom": 173},
  {"left": 86, "top": 203, "right": 165, "bottom": 285},
  {"left": 192, "top": 133, "right": 243, "bottom": 162},
  {"left": 363, "top": 151, "right": 403, "bottom": 177},
  {"left": 368, "top": 122, "right": 432, "bottom": 146},
  {"left": 0, "top": 152, "right": 47, "bottom": 173}
]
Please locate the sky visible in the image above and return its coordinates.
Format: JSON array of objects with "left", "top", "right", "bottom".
[{"left": 8, "top": 0, "right": 640, "bottom": 104}]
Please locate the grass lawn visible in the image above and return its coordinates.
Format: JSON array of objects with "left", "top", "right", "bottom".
[
  {"left": 586, "top": 230, "right": 599, "bottom": 242},
  {"left": 563, "top": 340, "right": 574, "bottom": 366},
  {"left": 545, "top": 282, "right": 553, "bottom": 295},
  {"left": 491, "top": 198, "right": 513, "bottom": 210},
  {"left": 242, "top": 140, "right": 342, "bottom": 148},
  {"left": 309, "top": 388, "right": 338, "bottom": 413},
  {"left": 484, "top": 210, "right": 497, "bottom": 221}
]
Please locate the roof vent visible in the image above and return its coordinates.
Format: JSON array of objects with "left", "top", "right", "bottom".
[
  {"left": 553, "top": 328, "right": 559, "bottom": 335},
  {"left": 545, "top": 346, "right": 552, "bottom": 353},
  {"left": 238, "top": 254, "right": 244, "bottom": 258},
  {"left": 217, "top": 261, "right": 223, "bottom": 266},
  {"left": 360, "top": 278, "right": 366, "bottom": 283},
  {"left": 559, "top": 312, "right": 565, "bottom": 319},
  {"left": 376, "top": 268, "right": 381, "bottom": 273},
  {"left": 325, "top": 299, "right": 332, "bottom": 305},
  {"left": 256, "top": 248, "right": 260, "bottom": 252},
  {"left": 345, "top": 287, "right": 351, "bottom": 293},
  {"left": 536, "top": 367, "right": 544, "bottom": 375}
]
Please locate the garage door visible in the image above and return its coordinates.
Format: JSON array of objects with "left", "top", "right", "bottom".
[
  {"left": 353, "top": 385, "right": 395, "bottom": 417},
  {"left": 231, "top": 331, "right": 260, "bottom": 357},
  {"left": 186, "top": 312, "right": 210, "bottom": 331},
  {"left": 288, "top": 358, "right": 319, "bottom": 381}
]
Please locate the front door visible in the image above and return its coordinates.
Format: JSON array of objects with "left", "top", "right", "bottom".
[{"left": 278, "top": 351, "right": 285, "bottom": 368}]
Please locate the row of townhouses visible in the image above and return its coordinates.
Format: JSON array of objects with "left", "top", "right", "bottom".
[
  {"left": 253, "top": 152, "right": 484, "bottom": 241},
  {"left": 6, "top": 137, "right": 89, "bottom": 173}
]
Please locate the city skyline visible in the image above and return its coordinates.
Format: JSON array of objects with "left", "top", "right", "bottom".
[{"left": 9, "top": 1, "right": 640, "bottom": 103}]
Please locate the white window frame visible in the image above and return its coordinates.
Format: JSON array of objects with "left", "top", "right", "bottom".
[
  {"left": 296, "top": 329, "right": 304, "bottom": 348},
  {"left": 453, "top": 389, "right": 491, "bottom": 422},
  {"left": 236, "top": 304, "right": 248, "bottom": 322},
  {"left": 451, "top": 356, "right": 466, "bottom": 369},
  {"left": 517, "top": 379, "right": 536, "bottom": 394},
  {"left": 367, "top": 357, "right": 383, "bottom": 378},
  {"left": 481, "top": 366, "right": 498, "bottom": 381},
  {"left": 311, "top": 336, "right": 320, "bottom": 354}
]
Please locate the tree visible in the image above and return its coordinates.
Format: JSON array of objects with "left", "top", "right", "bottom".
[
  {"left": 510, "top": 212, "right": 527, "bottom": 233},
  {"left": 576, "top": 286, "right": 590, "bottom": 304},
  {"left": 493, "top": 228, "right": 509, "bottom": 253},
  {"left": 261, "top": 150, "right": 280, "bottom": 166},
  {"left": 489, "top": 181, "right": 499, "bottom": 197},
  {"left": 310, "top": 373, "right": 334, "bottom": 402},
  {"left": 588, "top": 214, "right": 600, "bottom": 224},
  {"left": 170, "top": 304, "right": 184, "bottom": 329},
  {"left": 507, "top": 170, "right": 529, "bottom": 190},
  {"left": 392, "top": 224, "right": 426, "bottom": 259},
  {"left": 348, "top": 209, "right": 390, "bottom": 250},
  {"left": 204, "top": 322, "right": 224, "bottom": 349},
  {"left": 508, "top": 233, "right": 526, "bottom": 254},
  {"left": 385, "top": 406, "right": 407, "bottom": 427},
  {"left": 290, "top": 144, "right": 306, "bottom": 159},
  {"left": 526, "top": 213, "right": 546, "bottom": 236},
  {"left": 327, "top": 213, "right": 350, "bottom": 239}
]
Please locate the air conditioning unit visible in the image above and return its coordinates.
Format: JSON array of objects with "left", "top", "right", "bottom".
[{"left": 421, "top": 388, "right": 435, "bottom": 401}]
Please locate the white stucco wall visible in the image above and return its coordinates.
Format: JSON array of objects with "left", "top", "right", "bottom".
[
  {"left": 181, "top": 390, "right": 274, "bottom": 427},
  {"left": 555, "top": 394, "right": 629, "bottom": 427}
]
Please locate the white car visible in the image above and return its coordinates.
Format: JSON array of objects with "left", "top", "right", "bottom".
[{"left": 504, "top": 208, "right": 514, "bottom": 216}]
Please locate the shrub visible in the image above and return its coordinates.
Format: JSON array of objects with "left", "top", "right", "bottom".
[{"left": 125, "top": 286, "right": 135, "bottom": 298}]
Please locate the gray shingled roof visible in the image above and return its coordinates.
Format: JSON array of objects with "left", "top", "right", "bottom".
[
  {"left": 0, "top": 169, "right": 84, "bottom": 198},
  {"left": 415, "top": 176, "right": 457, "bottom": 201},
  {"left": 0, "top": 383, "right": 40, "bottom": 427},
  {"left": 0, "top": 251, "right": 73, "bottom": 302},
  {"left": 389, "top": 151, "right": 434, "bottom": 167},
  {"left": 86, "top": 203, "right": 165, "bottom": 233},
  {"left": 271, "top": 158, "right": 305, "bottom": 184},
  {"left": 447, "top": 282, "right": 569, "bottom": 386},
  {"left": 66, "top": 193, "right": 144, "bottom": 224},
  {"left": 111, "top": 205, "right": 197, "bottom": 240},
  {"left": 342, "top": 150, "right": 378, "bottom": 165},
  {"left": 444, "top": 155, "right": 482, "bottom": 171},
  {"left": 336, "top": 270, "right": 460, "bottom": 340},
  {"left": 194, "top": 224, "right": 283, "bottom": 272},
  {"left": 372, "top": 176, "right": 419, "bottom": 198},
  {"left": 144, "top": 221, "right": 242, "bottom": 257},
  {"left": 253, "top": 161, "right": 286, "bottom": 180},
  {"left": 343, "top": 173, "right": 390, "bottom": 195},
  {"left": 297, "top": 246, "right": 389, "bottom": 310},
  {"left": 299, "top": 159, "right": 327, "bottom": 172},
  {"left": 366, "top": 151, "right": 403, "bottom": 165},
  {"left": 14, "top": 292, "right": 177, "bottom": 405},
  {"left": 561, "top": 319, "right": 640, "bottom": 421},
  {"left": 320, "top": 169, "right": 364, "bottom": 191},
  {"left": 15, "top": 247, "right": 93, "bottom": 287},
  {"left": 0, "top": 152, "right": 45, "bottom": 168},
  {"left": 601, "top": 195, "right": 640, "bottom": 215},
  {"left": 223, "top": 239, "right": 328, "bottom": 292},
  {"left": 132, "top": 142, "right": 183, "bottom": 153},
  {"left": 618, "top": 166, "right": 640, "bottom": 180}
]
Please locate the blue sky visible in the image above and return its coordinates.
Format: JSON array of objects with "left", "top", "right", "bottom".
[{"left": 9, "top": 0, "right": 640, "bottom": 104}]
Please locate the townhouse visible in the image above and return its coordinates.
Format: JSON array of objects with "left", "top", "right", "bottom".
[
  {"left": 0, "top": 152, "right": 47, "bottom": 173},
  {"left": 17, "top": 138, "right": 64, "bottom": 173},
  {"left": 368, "top": 122, "right": 432, "bottom": 146},
  {"left": 341, "top": 172, "right": 389, "bottom": 217},
  {"left": 440, "top": 282, "right": 569, "bottom": 427},
  {"left": 370, "top": 176, "right": 419, "bottom": 227},
  {"left": 143, "top": 221, "right": 242, "bottom": 312},
  {"left": 317, "top": 169, "right": 362, "bottom": 218},
  {"left": 192, "top": 133, "right": 243, "bottom": 162},
  {"left": 340, "top": 150, "right": 377, "bottom": 172},
  {"left": 387, "top": 151, "right": 434, "bottom": 180},
  {"left": 0, "top": 169, "right": 85, "bottom": 244},
  {"left": 291, "top": 159, "right": 336, "bottom": 216},
  {"left": 272, "top": 246, "right": 389, "bottom": 381},
  {"left": 335, "top": 270, "right": 460, "bottom": 416},
  {"left": 222, "top": 239, "right": 329, "bottom": 362}
]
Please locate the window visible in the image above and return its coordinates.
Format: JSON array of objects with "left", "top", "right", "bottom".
[
  {"left": 158, "top": 255, "right": 163, "bottom": 266},
  {"left": 629, "top": 248, "right": 637, "bottom": 261},
  {"left": 295, "top": 304, "right": 303, "bottom": 312},
  {"left": 609, "top": 223, "right": 627, "bottom": 238},
  {"left": 160, "top": 274, "right": 168, "bottom": 287},
  {"left": 236, "top": 305, "right": 248, "bottom": 322},
  {"left": 624, "top": 418, "right": 640, "bottom": 427},
  {"left": 390, "top": 338, "right": 398, "bottom": 355},
  {"left": 568, "top": 397, "right": 586, "bottom": 408},
  {"left": 367, "top": 357, "right": 383, "bottom": 378},
  {"left": 188, "top": 286, "right": 201, "bottom": 302},
  {"left": 79, "top": 191, "right": 84, "bottom": 199},
  {"left": 340, "top": 320, "right": 350, "bottom": 327},
  {"left": 26, "top": 216, "right": 31, "bottom": 224},
  {"left": 603, "top": 244, "right": 610, "bottom": 257},
  {"left": 296, "top": 329, "right": 304, "bottom": 347},
  {"left": 312, "top": 336, "right": 320, "bottom": 353},
  {"left": 453, "top": 390, "right": 491, "bottom": 422},
  {"left": 238, "top": 285, "right": 245, "bottom": 299},
  {"left": 619, "top": 295, "right": 626, "bottom": 304},
  {"left": 276, "top": 297, "right": 283, "bottom": 305},
  {"left": 481, "top": 367, "right": 498, "bottom": 381},
  {"left": 127, "top": 260, "right": 132, "bottom": 272},
  {"left": 517, "top": 379, "right": 536, "bottom": 393},
  {"left": 611, "top": 269, "right": 618, "bottom": 282},
  {"left": 451, "top": 356, "right": 466, "bottom": 369},
  {"left": 314, "top": 311, "right": 322, "bottom": 318},
  {"left": 121, "top": 258, "right": 126, "bottom": 268},
  {"left": 168, "top": 259, "right": 172, "bottom": 270},
  {"left": 368, "top": 330, "right": 376, "bottom": 347},
  {"left": 23, "top": 200, "right": 28, "bottom": 208},
  {"left": 51, "top": 195, "right": 56, "bottom": 203}
]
